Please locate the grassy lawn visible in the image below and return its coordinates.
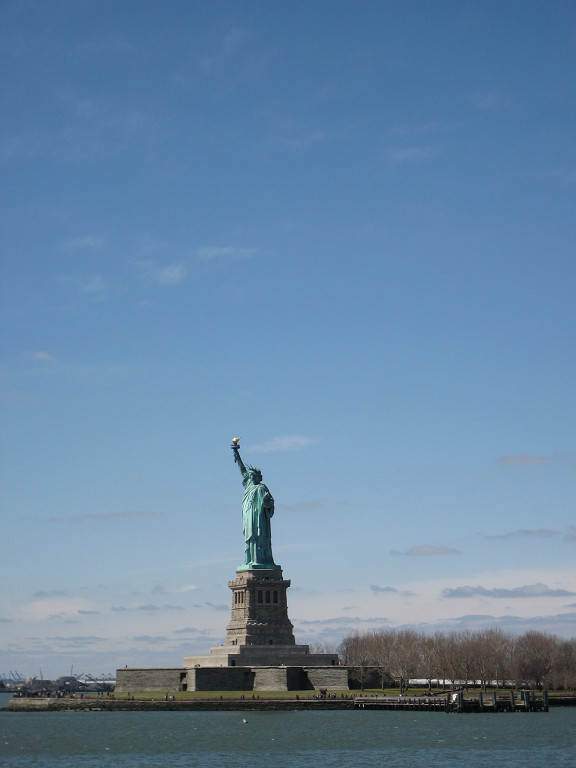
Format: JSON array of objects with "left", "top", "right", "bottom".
[
  {"left": 97, "top": 690, "right": 353, "bottom": 701},
  {"left": 100, "top": 688, "right": 441, "bottom": 700}
]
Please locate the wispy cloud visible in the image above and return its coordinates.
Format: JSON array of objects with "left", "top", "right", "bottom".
[
  {"left": 284, "top": 131, "right": 330, "bottom": 151},
  {"left": 391, "top": 545, "right": 461, "bottom": 557},
  {"left": 199, "top": 27, "right": 251, "bottom": 72},
  {"left": 110, "top": 602, "right": 183, "bottom": 613},
  {"left": 15, "top": 90, "right": 155, "bottom": 163},
  {"left": 277, "top": 499, "right": 347, "bottom": 512},
  {"left": 410, "top": 612, "right": 576, "bottom": 637},
  {"left": 563, "top": 526, "right": 576, "bottom": 543},
  {"left": 47, "top": 635, "right": 107, "bottom": 647},
  {"left": 469, "top": 87, "right": 510, "bottom": 111},
  {"left": 0, "top": 383, "right": 34, "bottom": 407},
  {"left": 32, "top": 590, "right": 68, "bottom": 599},
  {"left": 370, "top": 585, "right": 416, "bottom": 596},
  {"left": 222, "top": 27, "right": 250, "bottom": 57},
  {"left": 41, "top": 510, "right": 165, "bottom": 524},
  {"left": 249, "top": 435, "right": 319, "bottom": 453},
  {"left": 197, "top": 602, "right": 229, "bottom": 612},
  {"left": 296, "top": 616, "right": 391, "bottom": 627},
  {"left": 139, "top": 260, "right": 187, "bottom": 285},
  {"left": 370, "top": 585, "right": 400, "bottom": 594},
  {"left": 59, "top": 273, "right": 109, "bottom": 297},
  {"left": 197, "top": 246, "right": 259, "bottom": 262},
  {"left": 388, "top": 145, "right": 438, "bottom": 163},
  {"left": 390, "top": 120, "right": 465, "bottom": 138},
  {"left": 3, "top": 91, "right": 155, "bottom": 166},
  {"left": 60, "top": 234, "right": 105, "bottom": 254},
  {"left": 73, "top": 37, "right": 138, "bottom": 58},
  {"left": 21, "top": 597, "right": 93, "bottom": 621},
  {"left": 497, "top": 454, "right": 552, "bottom": 466},
  {"left": 442, "top": 583, "right": 576, "bottom": 599},
  {"left": 486, "top": 528, "right": 560, "bottom": 540},
  {"left": 62, "top": 93, "right": 154, "bottom": 153},
  {"left": 18, "top": 358, "right": 133, "bottom": 385},
  {"left": 29, "top": 350, "right": 58, "bottom": 363}
]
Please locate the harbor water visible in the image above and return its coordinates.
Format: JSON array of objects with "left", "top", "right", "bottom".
[{"left": 1, "top": 695, "right": 574, "bottom": 768}]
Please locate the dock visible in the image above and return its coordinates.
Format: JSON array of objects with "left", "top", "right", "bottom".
[{"left": 354, "top": 690, "right": 549, "bottom": 713}]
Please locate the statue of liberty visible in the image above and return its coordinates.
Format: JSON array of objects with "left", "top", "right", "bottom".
[{"left": 231, "top": 438, "right": 277, "bottom": 570}]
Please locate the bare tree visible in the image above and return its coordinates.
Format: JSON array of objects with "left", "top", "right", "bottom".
[
  {"left": 339, "top": 626, "right": 573, "bottom": 693},
  {"left": 456, "top": 630, "right": 477, "bottom": 690},
  {"left": 472, "top": 627, "right": 509, "bottom": 691},
  {"left": 550, "top": 638, "right": 576, "bottom": 691},
  {"left": 441, "top": 631, "right": 464, "bottom": 688},
  {"left": 514, "top": 631, "right": 558, "bottom": 689},
  {"left": 419, "top": 633, "right": 437, "bottom": 694},
  {"left": 309, "top": 640, "right": 340, "bottom": 657},
  {"left": 367, "top": 630, "right": 395, "bottom": 690},
  {"left": 339, "top": 631, "right": 372, "bottom": 691},
  {"left": 482, "top": 627, "right": 514, "bottom": 689},
  {"left": 430, "top": 631, "right": 449, "bottom": 690},
  {"left": 389, "top": 629, "right": 422, "bottom": 695}
]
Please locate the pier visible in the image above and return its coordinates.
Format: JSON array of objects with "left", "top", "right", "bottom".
[{"left": 354, "top": 690, "right": 549, "bottom": 713}]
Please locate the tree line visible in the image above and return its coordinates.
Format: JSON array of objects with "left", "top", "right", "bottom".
[{"left": 315, "top": 628, "right": 576, "bottom": 692}]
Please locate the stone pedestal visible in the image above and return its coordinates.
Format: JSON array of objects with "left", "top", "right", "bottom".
[
  {"left": 119, "top": 568, "right": 347, "bottom": 692},
  {"left": 183, "top": 567, "right": 340, "bottom": 672},
  {"left": 225, "top": 567, "right": 295, "bottom": 647}
]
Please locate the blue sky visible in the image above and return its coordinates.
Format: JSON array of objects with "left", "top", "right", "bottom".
[{"left": 1, "top": 0, "right": 575, "bottom": 679}]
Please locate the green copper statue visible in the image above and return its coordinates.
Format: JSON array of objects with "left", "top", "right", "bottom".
[{"left": 231, "top": 438, "right": 277, "bottom": 571}]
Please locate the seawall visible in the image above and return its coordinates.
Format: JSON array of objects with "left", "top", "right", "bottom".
[{"left": 7, "top": 696, "right": 353, "bottom": 712}]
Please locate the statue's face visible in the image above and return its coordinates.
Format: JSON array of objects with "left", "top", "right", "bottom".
[{"left": 251, "top": 471, "right": 262, "bottom": 484}]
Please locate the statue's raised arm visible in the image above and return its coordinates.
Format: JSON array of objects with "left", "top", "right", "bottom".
[{"left": 231, "top": 437, "right": 247, "bottom": 475}]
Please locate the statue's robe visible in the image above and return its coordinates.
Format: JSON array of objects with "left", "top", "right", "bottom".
[{"left": 241, "top": 473, "right": 275, "bottom": 567}]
